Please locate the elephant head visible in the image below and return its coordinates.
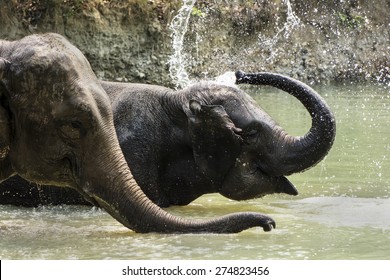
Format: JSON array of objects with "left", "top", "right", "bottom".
[
  {"left": 0, "top": 33, "right": 277, "bottom": 233},
  {"left": 182, "top": 71, "right": 335, "bottom": 201},
  {"left": 186, "top": 98, "right": 298, "bottom": 200}
]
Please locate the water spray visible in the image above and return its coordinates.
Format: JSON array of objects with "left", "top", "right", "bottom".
[
  {"left": 258, "top": 0, "right": 301, "bottom": 61},
  {"left": 168, "top": 0, "right": 196, "bottom": 89}
]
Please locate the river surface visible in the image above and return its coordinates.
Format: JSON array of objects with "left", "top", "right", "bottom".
[{"left": 0, "top": 83, "right": 389, "bottom": 260}]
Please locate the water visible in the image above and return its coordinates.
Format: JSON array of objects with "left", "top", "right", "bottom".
[
  {"left": 1, "top": 83, "right": 389, "bottom": 260},
  {"left": 169, "top": 0, "right": 302, "bottom": 88},
  {"left": 258, "top": 0, "right": 301, "bottom": 62},
  {"left": 168, "top": 0, "right": 196, "bottom": 89}
]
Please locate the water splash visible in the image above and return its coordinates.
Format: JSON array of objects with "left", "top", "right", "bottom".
[
  {"left": 214, "top": 71, "right": 237, "bottom": 86},
  {"left": 376, "top": 66, "right": 390, "bottom": 88},
  {"left": 168, "top": 1, "right": 301, "bottom": 87},
  {"left": 168, "top": 0, "right": 196, "bottom": 89},
  {"left": 258, "top": 0, "right": 301, "bottom": 61}
]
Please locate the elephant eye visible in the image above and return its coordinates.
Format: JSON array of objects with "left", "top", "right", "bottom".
[
  {"left": 242, "top": 128, "right": 259, "bottom": 145},
  {"left": 59, "top": 121, "right": 83, "bottom": 140},
  {"left": 245, "top": 129, "right": 258, "bottom": 137}
]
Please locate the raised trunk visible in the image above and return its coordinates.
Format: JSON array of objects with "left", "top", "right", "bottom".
[
  {"left": 236, "top": 71, "right": 336, "bottom": 176},
  {"left": 83, "top": 127, "right": 275, "bottom": 234}
]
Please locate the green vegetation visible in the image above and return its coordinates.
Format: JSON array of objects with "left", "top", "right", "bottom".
[
  {"left": 338, "top": 12, "right": 365, "bottom": 28},
  {"left": 191, "top": 6, "right": 206, "bottom": 18}
]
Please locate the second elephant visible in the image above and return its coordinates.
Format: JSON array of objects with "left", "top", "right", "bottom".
[{"left": 0, "top": 71, "right": 336, "bottom": 207}]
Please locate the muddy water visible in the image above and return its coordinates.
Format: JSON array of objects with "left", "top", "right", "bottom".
[{"left": 0, "top": 83, "right": 389, "bottom": 259}]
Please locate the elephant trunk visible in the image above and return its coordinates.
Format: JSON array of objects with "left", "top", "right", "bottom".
[
  {"left": 236, "top": 71, "right": 336, "bottom": 176},
  {"left": 83, "top": 126, "right": 275, "bottom": 233}
]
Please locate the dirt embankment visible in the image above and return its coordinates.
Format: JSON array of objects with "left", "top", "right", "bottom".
[{"left": 0, "top": 0, "right": 389, "bottom": 86}]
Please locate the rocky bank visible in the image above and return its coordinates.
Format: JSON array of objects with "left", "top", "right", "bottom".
[{"left": 0, "top": 0, "right": 389, "bottom": 87}]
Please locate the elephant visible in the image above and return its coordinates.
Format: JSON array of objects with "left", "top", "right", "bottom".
[
  {"left": 104, "top": 72, "right": 335, "bottom": 206},
  {"left": 0, "top": 38, "right": 336, "bottom": 209},
  {"left": 0, "top": 33, "right": 278, "bottom": 233}
]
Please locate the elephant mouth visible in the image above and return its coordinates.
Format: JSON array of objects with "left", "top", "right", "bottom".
[
  {"left": 220, "top": 160, "right": 298, "bottom": 201},
  {"left": 273, "top": 175, "right": 299, "bottom": 196},
  {"left": 254, "top": 164, "right": 299, "bottom": 196},
  {"left": 30, "top": 156, "right": 79, "bottom": 187}
]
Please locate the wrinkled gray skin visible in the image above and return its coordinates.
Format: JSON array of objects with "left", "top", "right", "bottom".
[
  {"left": 0, "top": 33, "right": 278, "bottom": 233},
  {"left": 1, "top": 54, "right": 336, "bottom": 208}
]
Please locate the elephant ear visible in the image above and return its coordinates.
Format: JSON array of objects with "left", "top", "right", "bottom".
[
  {"left": 186, "top": 100, "right": 243, "bottom": 185},
  {"left": 0, "top": 58, "right": 13, "bottom": 181}
]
